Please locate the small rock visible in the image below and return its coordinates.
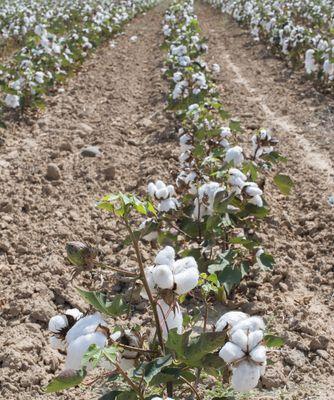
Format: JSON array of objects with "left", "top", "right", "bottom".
[
  {"left": 103, "top": 165, "right": 116, "bottom": 180},
  {"left": 316, "top": 350, "right": 329, "bottom": 360},
  {"left": 140, "top": 118, "right": 153, "bottom": 128},
  {"left": 59, "top": 142, "right": 73, "bottom": 152},
  {"left": 310, "top": 335, "right": 329, "bottom": 351},
  {"left": 81, "top": 146, "right": 101, "bottom": 157},
  {"left": 0, "top": 202, "right": 13, "bottom": 213},
  {"left": 278, "top": 282, "right": 288, "bottom": 292},
  {"left": 284, "top": 349, "right": 306, "bottom": 368},
  {"left": 46, "top": 163, "right": 61, "bottom": 181},
  {"left": 76, "top": 122, "right": 93, "bottom": 135}
]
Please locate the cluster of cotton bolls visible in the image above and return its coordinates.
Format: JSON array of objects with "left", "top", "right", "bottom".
[
  {"left": 216, "top": 311, "right": 267, "bottom": 392},
  {"left": 205, "top": 0, "right": 334, "bottom": 84},
  {"left": 141, "top": 246, "right": 199, "bottom": 338},
  {"left": 48, "top": 308, "right": 139, "bottom": 372},
  {"left": 147, "top": 180, "right": 179, "bottom": 212},
  {"left": 0, "top": 0, "right": 161, "bottom": 110}
]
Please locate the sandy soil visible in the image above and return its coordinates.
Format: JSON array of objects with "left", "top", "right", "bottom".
[{"left": 0, "top": 1, "right": 333, "bottom": 399}]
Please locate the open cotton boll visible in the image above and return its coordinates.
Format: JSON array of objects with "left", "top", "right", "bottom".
[
  {"left": 173, "top": 267, "right": 199, "bottom": 295},
  {"left": 49, "top": 315, "right": 68, "bottom": 333},
  {"left": 225, "top": 146, "right": 244, "bottom": 166},
  {"left": 248, "top": 330, "right": 263, "bottom": 351},
  {"left": 231, "top": 360, "right": 261, "bottom": 392},
  {"left": 141, "top": 266, "right": 157, "bottom": 300},
  {"left": 244, "top": 183, "right": 263, "bottom": 197},
  {"left": 159, "top": 197, "right": 179, "bottom": 212},
  {"left": 152, "top": 264, "right": 174, "bottom": 290},
  {"left": 230, "top": 329, "right": 248, "bottom": 352},
  {"left": 231, "top": 316, "right": 265, "bottom": 334},
  {"left": 248, "top": 194, "right": 263, "bottom": 207},
  {"left": 157, "top": 300, "right": 183, "bottom": 339},
  {"left": 219, "top": 342, "right": 245, "bottom": 364},
  {"left": 215, "top": 311, "right": 249, "bottom": 332},
  {"left": 66, "top": 313, "right": 107, "bottom": 344},
  {"left": 65, "top": 331, "right": 107, "bottom": 370},
  {"left": 155, "top": 246, "right": 175, "bottom": 266},
  {"left": 65, "top": 308, "right": 83, "bottom": 321},
  {"left": 250, "top": 345, "right": 266, "bottom": 363}
]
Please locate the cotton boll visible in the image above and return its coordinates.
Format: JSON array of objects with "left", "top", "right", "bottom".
[
  {"left": 65, "top": 332, "right": 107, "bottom": 370},
  {"left": 250, "top": 345, "right": 266, "bottom": 363},
  {"left": 66, "top": 313, "right": 107, "bottom": 344},
  {"left": 159, "top": 198, "right": 179, "bottom": 212},
  {"left": 248, "top": 194, "right": 263, "bottom": 207},
  {"left": 232, "top": 316, "right": 265, "bottom": 334},
  {"left": 219, "top": 342, "right": 245, "bottom": 363},
  {"left": 65, "top": 308, "right": 83, "bottom": 321},
  {"left": 147, "top": 182, "right": 157, "bottom": 197},
  {"left": 248, "top": 330, "right": 264, "bottom": 351},
  {"left": 215, "top": 311, "right": 249, "bottom": 332},
  {"left": 155, "top": 246, "right": 175, "bottom": 266},
  {"left": 157, "top": 300, "right": 183, "bottom": 339},
  {"left": 173, "top": 256, "right": 198, "bottom": 274},
  {"left": 155, "top": 187, "right": 169, "bottom": 200},
  {"left": 230, "top": 329, "right": 248, "bottom": 352},
  {"left": 173, "top": 268, "right": 199, "bottom": 295},
  {"left": 152, "top": 264, "right": 174, "bottom": 290},
  {"left": 244, "top": 183, "right": 262, "bottom": 197},
  {"left": 4, "top": 94, "right": 20, "bottom": 108},
  {"left": 141, "top": 266, "right": 157, "bottom": 300},
  {"left": 49, "top": 315, "right": 68, "bottom": 333},
  {"left": 231, "top": 360, "right": 261, "bottom": 392},
  {"left": 225, "top": 146, "right": 244, "bottom": 166}
]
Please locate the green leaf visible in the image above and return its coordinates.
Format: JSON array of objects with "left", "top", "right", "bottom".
[
  {"left": 165, "top": 329, "right": 191, "bottom": 359},
  {"left": 240, "top": 204, "right": 269, "bottom": 218},
  {"left": 273, "top": 174, "right": 293, "bottom": 195},
  {"left": 229, "top": 119, "right": 242, "bottom": 133},
  {"left": 259, "top": 253, "right": 275, "bottom": 270},
  {"left": 264, "top": 335, "right": 284, "bottom": 348},
  {"left": 44, "top": 369, "right": 86, "bottom": 393},
  {"left": 134, "top": 355, "right": 173, "bottom": 384},
  {"left": 217, "top": 266, "right": 243, "bottom": 294},
  {"left": 185, "top": 331, "right": 227, "bottom": 366},
  {"left": 229, "top": 236, "right": 259, "bottom": 250},
  {"left": 76, "top": 288, "right": 128, "bottom": 316},
  {"left": 82, "top": 344, "right": 103, "bottom": 368}
]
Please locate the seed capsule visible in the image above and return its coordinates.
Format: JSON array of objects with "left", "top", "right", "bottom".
[{"left": 66, "top": 241, "right": 97, "bottom": 267}]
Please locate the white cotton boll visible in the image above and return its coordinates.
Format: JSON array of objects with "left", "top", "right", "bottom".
[
  {"left": 231, "top": 329, "right": 248, "bottom": 352},
  {"left": 215, "top": 311, "right": 249, "bottom": 332},
  {"left": 155, "top": 246, "right": 175, "bottom": 266},
  {"left": 220, "top": 127, "right": 231, "bottom": 138},
  {"left": 305, "top": 49, "right": 317, "bottom": 74},
  {"left": 250, "top": 345, "right": 266, "bottom": 363},
  {"left": 65, "top": 332, "right": 107, "bottom": 370},
  {"left": 157, "top": 300, "right": 183, "bottom": 339},
  {"left": 248, "top": 194, "right": 263, "bottom": 207},
  {"left": 49, "top": 315, "right": 68, "bottom": 333},
  {"left": 155, "top": 187, "right": 169, "bottom": 200},
  {"left": 50, "top": 335, "right": 66, "bottom": 351},
  {"left": 173, "top": 256, "right": 198, "bottom": 274},
  {"left": 167, "top": 185, "right": 176, "bottom": 196},
  {"left": 66, "top": 313, "right": 107, "bottom": 344},
  {"left": 248, "top": 330, "right": 264, "bottom": 351},
  {"left": 147, "top": 182, "right": 157, "bottom": 197},
  {"left": 232, "top": 316, "right": 265, "bottom": 334},
  {"left": 212, "top": 63, "right": 220, "bottom": 73},
  {"left": 244, "top": 183, "right": 263, "bottom": 197},
  {"left": 225, "top": 146, "right": 244, "bottom": 166},
  {"left": 229, "top": 168, "right": 247, "bottom": 188},
  {"left": 65, "top": 308, "right": 83, "bottom": 321},
  {"left": 159, "top": 198, "right": 179, "bottom": 212},
  {"left": 4, "top": 94, "right": 20, "bottom": 109},
  {"left": 173, "top": 268, "right": 199, "bottom": 295},
  {"left": 173, "top": 71, "right": 183, "bottom": 82},
  {"left": 219, "top": 342, "right": 245, "bottom": 363},
  {"left": 141, "top": 266, "right": 157, "bottom": 300},
  {"left": 152, "top": 264, "right": 174, "bottom": 290},
  {"left": 231, "top": 360, "right": 261, "bottom": 392}
]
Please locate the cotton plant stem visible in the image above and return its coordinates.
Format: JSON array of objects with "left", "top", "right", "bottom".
[
  {"left": 115, "top": 363, "right": 144, "bottom": 400},
  {"left": 124, "top": 219, "right": 165, "bottom": 352},
  {"left": 180, "top": 376, "right": 201, "bottom": 400}
]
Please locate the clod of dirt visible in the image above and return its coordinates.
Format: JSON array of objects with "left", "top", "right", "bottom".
[{"left": 45, "top": 163, "right": 61, "bottom": 181}]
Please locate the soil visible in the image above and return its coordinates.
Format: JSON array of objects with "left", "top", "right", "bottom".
[{"left": 0, "top": 1, "right": 333, "bottom": 399}]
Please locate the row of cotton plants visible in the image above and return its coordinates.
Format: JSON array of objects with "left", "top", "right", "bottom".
[
  {"left": 0, "top": 0, "right": 159, "bottom": 126},
  {"left": 206, "top": 0, "right": 334, "bottom": 85},
  {"left": 43, "top": 0, "right": 289, "bottom": 398}
]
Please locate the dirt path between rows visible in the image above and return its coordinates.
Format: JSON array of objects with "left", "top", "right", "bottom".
[
  {"left": 197, "top": 2, "right": 334, "bottom": 399},
  {"left": 0, "top": 3, "right": 177, "bottom": 399}
]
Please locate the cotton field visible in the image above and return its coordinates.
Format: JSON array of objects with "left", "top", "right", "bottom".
[{"left": 0, "top": 1, "right": 333, "bottom": 400}]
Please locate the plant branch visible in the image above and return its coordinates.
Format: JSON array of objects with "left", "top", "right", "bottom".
[
  {"left": 180, "top": 376, "right": 201, "bottom": 400},
  {"left": 124, "top": 218, "right": 165, "bottom": 352}
]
